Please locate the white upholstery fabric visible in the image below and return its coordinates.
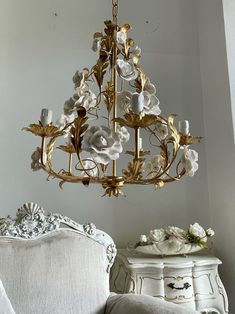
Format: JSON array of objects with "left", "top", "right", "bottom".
[
  {"left": 0, "top": 280, "right": 15, "bottom": 314},
  {"left": 106, "top": 293, "right": 200, "bottom": 314},
  {"left": 0, "top": 230, "right": 109, "bottom": 314}
]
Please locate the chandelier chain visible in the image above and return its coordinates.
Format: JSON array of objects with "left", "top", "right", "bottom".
[{"left": 112, "top": 0, "right": 119, "bottom": 24}]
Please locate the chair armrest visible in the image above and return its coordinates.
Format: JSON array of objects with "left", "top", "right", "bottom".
[{"left": 105, "top": 293, "right": 200, "bottom": 314}]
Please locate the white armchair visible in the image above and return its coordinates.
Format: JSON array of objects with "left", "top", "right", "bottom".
[{"left": 0, "top": 203, "right": 199, "bottom": 314}]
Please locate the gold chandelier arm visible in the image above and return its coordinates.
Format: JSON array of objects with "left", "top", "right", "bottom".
[{"left": 40, "top": 164, "right": 104, "bottom": 185}]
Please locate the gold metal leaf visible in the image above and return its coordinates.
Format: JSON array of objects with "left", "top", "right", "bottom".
[
  {"left": 123, "top": 160, "right": 145, "bottom": 179},
  {"left": 93, "top": 32, "right": 103, "bottom": 39},
  {"left": 57, "top": 144, "right": 76, "bottom": 154},
  {"left": 133, "top": 54, "right": 140, "bottom": 66},
  {"left": 125, "top": 150, "right": 150, "bottom": 157},
  {"left": 167, "top": 114, "right": 180, "bottom": 152},
  {"left": 104, "top": 20, "right": 116, "bottom": 36},
  {"left": 134, "top": 77, "right": 142, "bottom": 93},
  {"left": 100, "top": 163, "right": 109, "bottom": 173},
  {"left": 114, "top": 113, "right": 159, "bottom": 128},
  {"left": 23, "top": 124, "right": 64, "bottom": 138},
  {"left": 124, "top": 38, "right": 135, "bottom": 58},
  {"left": 102, "top": 187, "right": 124, "bottom": 197},
  {"left": 59, "top": 180, "right": 66, "bottom": 189},
  {"left": 103, "top": 81, "right": 115, "bottom": 112},
  {"left": 70, "top": 116, "right": 89, "bottom": 155},
  {"left": 82, "top": 177, "right": 90, "bottom": 187},
  {"left": 120, "top": 24, "right": 131, "bottom": 32},
  {"left": 92, "top": 57, "right": 109, "bottom": 89},
  {"left": 154, "top": 180, "right": 164, "bottom": 189},
  {"left": 160, "top": 144, "right": 169, "bottom": 168},
  {"left": 179, "top": 135, "right": 203, "bottom": 146}
]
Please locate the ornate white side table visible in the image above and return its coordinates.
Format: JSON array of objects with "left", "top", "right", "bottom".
[{"left": 110, "top": 249, "right": 228, "bottom": 314}]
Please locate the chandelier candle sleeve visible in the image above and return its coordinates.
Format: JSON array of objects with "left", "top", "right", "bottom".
[
  {"left": 40, "top": 109, "right": 53, "bottom": 126},
  {"left": 131, "top": 93, "right": 144, "bottom": 113},
  {"left": 178, "top": 120, "right": 189, "bottom": 135},
  {"left": 23, "top": 0, "right": 202, "bottom": 197}
]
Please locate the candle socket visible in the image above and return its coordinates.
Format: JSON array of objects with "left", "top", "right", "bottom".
[{"left": 178, "top": 120, "right": 189, "bottom": 135}]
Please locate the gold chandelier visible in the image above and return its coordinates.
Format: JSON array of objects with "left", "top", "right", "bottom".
[{"left": 24, "top": 0, "right": 202, "bottom": 197}]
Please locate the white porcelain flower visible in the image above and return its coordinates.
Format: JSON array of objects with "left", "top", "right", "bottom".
[
  {"left": 117, "top": 91, "right": 132, "bottom": 112},
  {"left": 149, "top": 229, "right": 166, "bottom": 243},
  {"left": 116, "top": 59, "right": 138, "bottom": 81},
  {"left": 155, "top": 122, "right": 168, "bottom": 140},
  {"left": 182, "top": 148, "right": 199, "bottom": 177},
  {"left": 141, "top": 92, "right": 161, "bottom": 116},
  {"left": 80, "top": 159, "right": 98, "bottom": 177},
  {"left": 189, "top": 223, "right": 206, "bottom": 239},
  {"left": 133, "top": 46, "right": 141, "bottom": 57},
  {"left": 132, "top": 91, "right": 161, "bottom": 116},
  {"left": 166, "top": 226, "right": 186, "bottom": 240},
  {"left": 139, "top": 235, "right": 148, "bottom": 243},
  {"left": 157, "top": 237, "right": 184, "bottom": 254},
  {"left": 91, "top": 38, "right": 101, "bottom": 52},
  {"left": 73, "top": 70, "right": 86, "bottom": 96},
  {"left": 75, "top": 91, "right": 97, "bottom": 111},
  {"left": 144, "top": 77, "right": 156, "bottom": 95},
  {"left": 145, "top": 155, "right": 165, "bottom": 177},
  {"left": 64, "top": 97, "right": 76, "bottom": 115},
  {"left": 56, "top": 113, "right": 75, "bottom": 130},
  {"left": 31, "top": 147, "right": 41, "bottom": 171},
  {"left": 116, "top": 30, "right": 127, "bottom": 44},
  {"left": 56, "top": 113, "right": 75, "bottom": 137},
  {"left": 82, "top": 126, "right": 123, "bottom": 165},
  {"left": 116, "top": 125, "right": 130, "bottom": 143},
  {"left": 206, "top": 228, "right": 215, "bottom": 237}
]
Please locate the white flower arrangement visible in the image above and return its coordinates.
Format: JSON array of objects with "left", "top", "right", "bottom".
[
  {"left": 116, "top": 59, "right": 138, "bottom": 81},
  {"left": 136, "top": 223, "right": 215, "bottom": 255}
]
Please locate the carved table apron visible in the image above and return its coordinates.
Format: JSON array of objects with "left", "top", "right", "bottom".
[{"left": 110, "top": 249, "right": 228, "bottom": 314}]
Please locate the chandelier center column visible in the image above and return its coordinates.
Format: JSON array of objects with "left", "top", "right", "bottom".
[{"left": 112, "top": 0, "right": 119, "bottom": 177}]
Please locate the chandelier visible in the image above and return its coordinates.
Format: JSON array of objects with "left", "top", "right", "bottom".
[{"left": 24, "top": 0, "right": 202, "bottom": 197}]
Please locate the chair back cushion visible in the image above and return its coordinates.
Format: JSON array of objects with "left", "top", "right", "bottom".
[{"left": 0, "top": 230, "right": 110, "bottom": 314}]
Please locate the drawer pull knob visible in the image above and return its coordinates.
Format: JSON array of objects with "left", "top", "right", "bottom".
[{"left": 167, "top": 282, "right": 191, "bottom": 290}]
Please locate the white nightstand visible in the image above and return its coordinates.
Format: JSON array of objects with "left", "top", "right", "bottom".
[{"left": 110, "top": 249, "right": 228, "bottom": 314}]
